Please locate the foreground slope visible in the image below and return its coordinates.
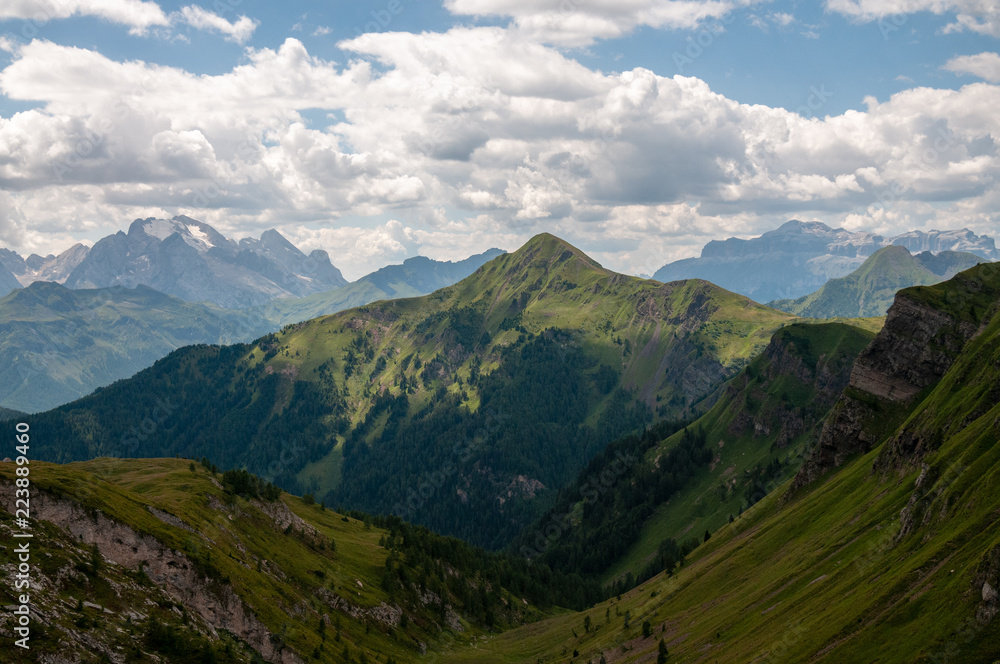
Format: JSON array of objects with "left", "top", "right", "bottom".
[
  {"left": 28, "top": 234, "right": 796, "bottom": 549},
  {"left": 769, "top": 245, "right": 985, "bottom": 318},
  {"left": 0, "top": 282, "right": 273, "bottom": 412},
  {"left": 440, "top": 264, "right": 1000, "bottom": 663},
  {"left": 0, "top": 458, "right": 579, "bottom": 664}
]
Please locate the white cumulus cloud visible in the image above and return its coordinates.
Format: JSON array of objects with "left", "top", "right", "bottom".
[
  {"left": 444, "top": 0, "right": 764, "bottom": 47},
  {"left": 943, "top": 52, "right": 1000, "bottom": 83},
  {"left": 0, "top": 0, "right": 169, "bottom": 34},
  {"left": 1, "top": 29, "right": 999, "bottom": 275},
  {"left": 826, "top": 0, "right": 1000, "bottom": 37},
  {"left": 0, "top": 1, "right": 258, "bottom": 43}
]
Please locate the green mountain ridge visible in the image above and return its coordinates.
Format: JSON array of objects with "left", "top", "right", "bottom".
[
  {"left": 27, "top": 233, "right": 799, "bottom": 550},
  {"left": 0, "top": 282, "right": 274, "bottom": 413},
  {"left": 769, "top": 245, "right": 985, "bottom": 318}
]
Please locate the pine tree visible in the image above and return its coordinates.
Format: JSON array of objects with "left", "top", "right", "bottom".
[{"left": 658, "top": 638, "right": 669, "bottom": 663}]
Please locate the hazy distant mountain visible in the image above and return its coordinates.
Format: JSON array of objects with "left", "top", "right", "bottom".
[
  {"left": 63, "top": 216, "right": 347, "bottom": 308},
  {"left": 260, "top": 248, "right": 506, "bottom": 325},
  {"left": 769, "top": 246, "right": 986, "bottom": 318},
  {"left": 0, "top": 244, "right": 90, "bottom": 294},
  {"left": 0, "top": 281, "right": 272, "bottom": 412},
  {"left": 653, "top": 220, "right": 999, "bottom": 303},
  {"left": 0, "top": 263, "right": 21, "bottom": 297}
]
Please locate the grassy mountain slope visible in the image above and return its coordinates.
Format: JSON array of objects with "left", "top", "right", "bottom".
[
  {"left": 258, "top": 249, "right": 505, "bottom": 326},
  {"left": 0, "top": 282, "right": 273, "bottom": 413},
  {"left": 0, "top": 458, "right": 585, "bottom": 664},
  {"left": 515, "top": 321, "right": 877, "bottom": 589},
  {"left": 437, "top": 265, "right": 1000, "bottom": 663},
  {"left": 27, "top": 234, "right": 798, "bottom": 550},
  {"left": 769, "top": 245, "right": 985, "bottom": 318}
]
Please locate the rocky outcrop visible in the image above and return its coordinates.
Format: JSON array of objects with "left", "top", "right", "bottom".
[
  {"left": 791, "top": 291, "right": 984, "bottom": 492},
  {"left": 27, "top": 491, "right": 304, "bottom": 664},
  {"left": 970, "top": 545, "right": 1000, "bottom": 625}
]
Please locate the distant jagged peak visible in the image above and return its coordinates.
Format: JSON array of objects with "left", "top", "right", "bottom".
[
  {"left": 258, "top": 228, "right": 303, "bottom": 254},
  {"left": 129, "top": 215, "right": 234, "bottom": 254},
  {"left": 890, "top": 227, "right": 998, "bottom": 259}
]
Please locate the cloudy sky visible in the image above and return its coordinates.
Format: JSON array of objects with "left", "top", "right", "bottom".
[{"left": 0, "top": 0, "right": 998, "bottom": 279}]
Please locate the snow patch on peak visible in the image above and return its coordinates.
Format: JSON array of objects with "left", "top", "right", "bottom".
[{"left": 137, "top": 217, "right": 221, "bottom": 254}]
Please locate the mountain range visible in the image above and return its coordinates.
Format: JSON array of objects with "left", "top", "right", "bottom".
[
  {"left": 61, "top": 216, "right": 348, "bottom": 308},
  {"left": 769, "top": 244, "right": 986, "bottom": 318},
  {"left": 7, "top": 237, "right": 1000, "bottom": 663},
  {"left": 0, "top": 219, "right": 506, "bottom": 411},
  {"left": 0, "top": 282, "right": 273, "bottom": 413},
  {"left": 449, "top": 260, "right": 1000, "bottom": 664},
  {"left": 653, "top": 220, "right": 999, "bottom": 303},
  {"left": 27, "top": 233, "right": 803, "bottom": 550}
]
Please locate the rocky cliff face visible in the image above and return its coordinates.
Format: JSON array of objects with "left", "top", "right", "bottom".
[
  {"left": 23, "top": 490, "right": 304, "bottom": 664},
  {"left": 790, "top": 266, "right": 1000, "bottom": 492}
]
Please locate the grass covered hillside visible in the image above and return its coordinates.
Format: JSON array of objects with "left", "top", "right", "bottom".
[
  {"left": 436, "top": 263, "right": 1000, "bottom": 664},
  {"left": 27, "top": 234, "right": 798, "bottom": 550},
  {"left": 769, "top": 245, "right": 985, "bottom": 318},
  {"left": 0, "top": 457, "right": 590, "bottom": 664}
]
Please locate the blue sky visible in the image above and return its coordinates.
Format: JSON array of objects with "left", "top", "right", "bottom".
[
  {"left": 4, "top": 2, "right": 992, "bottom": 116},
  {"left": 0, "top": 0, "right": 998, "bottom": 278}
]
